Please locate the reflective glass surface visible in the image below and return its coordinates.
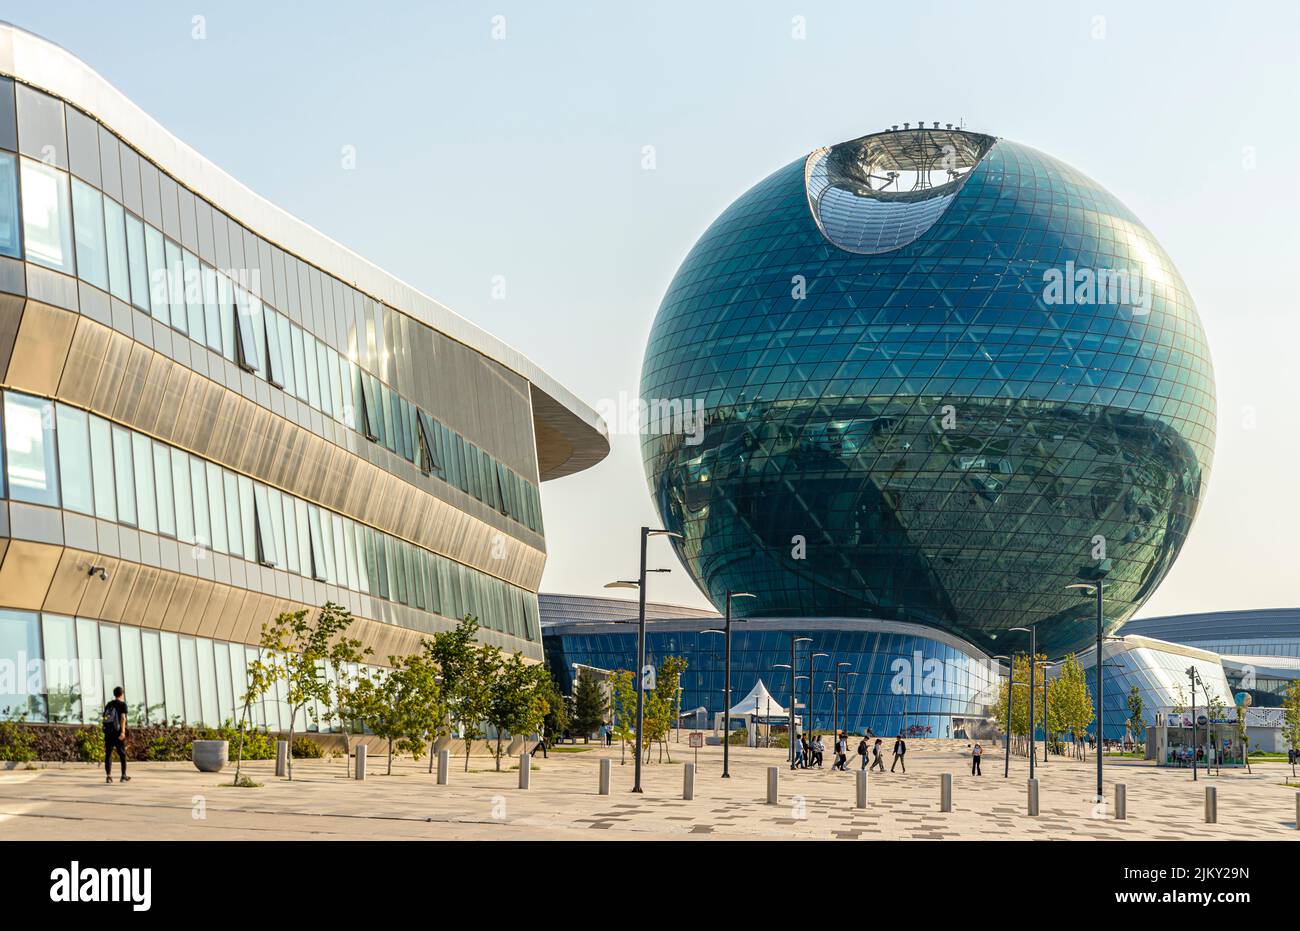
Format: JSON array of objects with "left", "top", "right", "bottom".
[{"left": 642, "top": 130, "right": 1216, "bottom": 657}]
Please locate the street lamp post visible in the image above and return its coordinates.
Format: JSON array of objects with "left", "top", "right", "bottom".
[
  {"left": 1007, "top": 629, "right": 1036, "bottom": 778},
  {"left": 702, "top": 590, "right": 754, "bottom": 779},
  {"left": 992, "top": 655, "right": 1014, "bottom": 778},
  {"left": 605, "top": 526, "right": 680, "bottom": 794},
  {"left": 809, "top": 652, "right": 828, "bottom": 735},
  {"left": 1067, "top": 580, "right": 1107, "bottom": 801},
  {"left": 1187, "top": 665, "right": 1203, "bottom": 782},
  {"left": 773, "top": 663, "right": 793, "bottom": 764},
  {"left": 835, "top": 662, "right": 852, "bottom": 734},
  {"left": 1040, "top": 661, "right": 1057, "bottom": 763}
]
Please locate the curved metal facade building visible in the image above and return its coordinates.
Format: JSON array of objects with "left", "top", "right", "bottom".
[
  {"left": 0, "top": 25, "right": 607, "bottom": 727},
  {"left": 641, "top": 125, "right": 1215, "bottom": 657}
]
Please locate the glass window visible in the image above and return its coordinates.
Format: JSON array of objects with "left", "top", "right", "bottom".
[
  {"left": 234, "top": 288, "right": 263, "bottom": 375},
  {"left": 171, "top": 447, "right": 193, "bottom": 544},
  {"left": 264, "top": 308, "right": 285, "bottom": 387},
  {"left": 55, "top": 404, "right": 93, "bottom": 514},
  {"left": 89, "top": 413, "right": 116, "bottom": 522},
  {"left": 190, "top": 457, "right": 211, "bottom": 554},
  {"left": 141, "top": 629, "right": 164, "bottom": 724},
  {"left": 218, "top": 273, "right": 236, "bottom": 361},
  {"left": 124, "top": 212, "right": 150, "bottom": 313},
  {"left": 42, "top": 613, "right": 80, "bottom": 724},
  {"left": 294, "top": 499, "right": 311, "bottom": 580},
  {"left": 231, "top": 645, "right": 252, "bottom": 722},
  {"left": 164, "top": 238, "right": 186, "bottom": 333},
  {"left": 20, "top": 157, "right": 74, "bottom": 273},
  {"left": 103, "top": 198, "right": 131, "bottom": 303},
  {"left": 334, "top": 515, "right": 355, "bottom": 591},
  {"left": 110, "top": 426, "right": 134, "bottom": 525},
  {"left": 159, "top": 631, "right": 183, "bottom": 725},
  {"left": 119, "top": 625, "right": 145, "bottom": 725},
  {"left": 179, "top": 635, "right": 200, "bottom": 724},
  {"left": 206, "top": 462, "right": 228, "bottom": 554},
  {"left": 183, "top": 249, "right": 204, "bottom": 343},
  {"left": 201, "top": 265, "right": 221, "bottom": 353},
  {"left": 74, "top": 617, "right": 101, "bottom": 722},
  {"left": 223, "top": 470, "right": 242, "bottom": 558},
  {"left": 304, "top": 332, "right": 321, "bottom": 409},
  {"left": 307, "top": 505, "right": 327, "bottom": 580},
  {"left": 0, "top": 151, "right": 20, "bottom": 259},
  {"left": 291, "top": 325, "right": 308, "bottom": 401},
  {"left": 144, "top": 225, "right": 167, "bottom": 320},
  {"left": 196, "top": 637, "right": 218, "bottom": 726},
  {"left": 0, "top": 609, "right": 42, "bottom": 721},
  {"left": 268, "top": 487, "right": 288, "bottom": 570},
  {"left": 252, "top": 483, "right": 278, "bottom": 566},
  {"left": 237, "top": 475, "right": 256, "bottom": 561},
  {"left": 4, "top": 392, "right": 59, "bottom": 506},
  {"left": 99, "top": 622, "right": 123, "bottom": 712},
  {"left": 277, "top": 313, "right": 295, "bottom": 395},
  {"left": 214, "top": 641, "right": 234, "bottom": 724},
  {"left": 131, "top": 432, "right": 156, "bottom": 531},
  {"left": 280, "top": 491, "right": 299, "bottom": 575},
  {"left": 153, "top": 441, "right": 175, "bottom": 536},
  {"left": 71, "top": 177, "right": 108, "bottom": 290}
]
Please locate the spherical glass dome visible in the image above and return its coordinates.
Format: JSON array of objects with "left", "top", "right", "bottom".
[{"left": 640, "top": 127, "right": 1215, "bottom": 657}]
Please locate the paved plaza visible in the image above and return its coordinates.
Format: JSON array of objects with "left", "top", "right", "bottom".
[{"left": 3, "top": 740, "right": 1299, "bottom": 840}]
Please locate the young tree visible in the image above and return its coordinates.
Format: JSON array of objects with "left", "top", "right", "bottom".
[
  {"left": 234, "top": 629, "right": 285, "bottom": 785},
  {"left": 1126, "top": 686, "right": 1145, "bottom": 753},
  {"left": 1283, "top": 680, "right": 1300, "bottom": 778},
  {"left": 422, "top": 616, "right": 482, "bottom": 773},
  {"left": 456, "top": 643, "right": 498, "bottom": 771},
  {"left": 610, "top": 669, "right": 636, "bottom": 765},
  {"left": 643, "top": 656, "right": 688, "bottom": 763},
  {"left": 485, "top": 652, "right": 549, "bottom": 770},
  {"left": 387, "top": 650, "right": 444, "bottom": 773},
  {"left": 274, "top": 603, "right": 370, "bottom": 780},
  {"left": 571, "top": 672, "right": 607, "bottom": 742},
  {"left": 538, "top": 671, "right": 570, "bottom": 749},
  {"left": 1051, "top": 654, "right": 1094, "bottom": 760}
]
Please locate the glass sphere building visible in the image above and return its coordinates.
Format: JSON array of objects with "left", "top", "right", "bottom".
[{"left": 642, "top": 126, "right": 1215, "bottom": 658}]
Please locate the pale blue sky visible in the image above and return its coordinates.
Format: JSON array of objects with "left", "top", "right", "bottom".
[{"left": 10, "top": 1, "right": 1298, "bottom": 617}]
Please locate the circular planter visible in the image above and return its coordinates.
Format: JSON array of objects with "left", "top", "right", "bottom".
[{"left": 192, "top": 740, "right": 228, "bottom": 773}]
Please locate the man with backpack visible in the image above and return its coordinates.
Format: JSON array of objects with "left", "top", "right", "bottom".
[
  {"left": 102, "top": 686, "right": 130, "bottom": 784},
  {"left": 858, "top": 735, "right": 870, "bottom": 770}
]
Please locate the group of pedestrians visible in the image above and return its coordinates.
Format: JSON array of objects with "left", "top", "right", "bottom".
[{"left": 792, "top": 730, "right": 908, "bottom": 773}]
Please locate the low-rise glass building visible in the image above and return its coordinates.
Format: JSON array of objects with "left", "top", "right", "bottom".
[{"left": 0, "top": 25, "right": 607, "bottom": 728}]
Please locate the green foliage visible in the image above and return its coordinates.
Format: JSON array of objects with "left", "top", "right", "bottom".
[
  {"left": 423, "top": 616, "right": 494, "bottom": 771},
  {"left": 485, "top": 652, "right": 550, "bottom": 770},
  {"left": 644, "top": 656, "right": 688, "bottom": 763},
  {"left": 1126, "top": 686, "right": 1146, "bottom": 745},
  {"left": 538, "top": 672, "right": 570, "bottom": 747},
  {"left": 610, "top": 669, "right": 637, "bottom": 748},
  {"left": 74, "top": 727, "right": 102, "bottom": 763},
  {"left": 1050, "top": 653, "right": 1094, "bottom": 752},
  {"left": 571, "top": 673, "right": 607, "bottom": 740},
  {"left": 1283, "top": 680, "right": 1300, "bottom": 755},
  {"left": 0, "top": 717, "right": 37, "bottom": 762},
  {"left": 291, "top": 736, "right": 324, "bottom": 759}
]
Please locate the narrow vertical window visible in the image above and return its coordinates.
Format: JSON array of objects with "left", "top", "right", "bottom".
[
  {"left": 20, "top": 157, "right": 74, "bottom": 273},
  {"left": 70, "top": 177, "right": 108, "bottom": 290},
  {"left": 3, "top": 392, "right": 59, "bottom": 506}
]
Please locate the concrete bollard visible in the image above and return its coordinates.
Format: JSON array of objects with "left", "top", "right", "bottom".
[
  {"left": 355, "top": 743, "right": 366, "bottom": 780},
  {"left": 1027, "top": 778, "right": 1039, "bottom": 816},
  {"left": 1115, "top": 784, "right": 1127, "bottom": 820},
  {"left": 599, "top": 757, "right": 611, "bottom": 795},
  {"left": 519, "top": 753, "right": 530, "bottom": 790},
  {"left": 856, "top": 769, "right": 868, "bottom": 809},
  {"left": 940, "top": 772, "right": 953, "bottom": 812},
  {"left": 683, "top": 762, "right": 695, "bottom": 800},
  {"left": 437, "top": 749, "right": 449, "bottom": 786},
  {"left": 275, "top": 739, "right": 288, "bottom": 777},
  {"left": 1204, "top": 786, "right": 1216, "bottom": 823},
  {"left": 767, "top": 766, "right": 779, "bottom": 805}
]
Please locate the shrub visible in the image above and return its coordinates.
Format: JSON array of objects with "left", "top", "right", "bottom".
[
  {"left": 291, "top": 736, "right": 323, "bottom": 759},
  {"left": 74, "top": 728, "right": 102, "bottom": 763},
  {"left": 0, "top": 718, "right": 37, "bottom": 762}
]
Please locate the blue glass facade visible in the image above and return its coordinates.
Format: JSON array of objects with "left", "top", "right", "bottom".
[
  {"left": 641, "top": 128, "right": 1215, "bottom": 657},
  {"left": 541, "top": 597, "right": 998, "bottom": 738}
]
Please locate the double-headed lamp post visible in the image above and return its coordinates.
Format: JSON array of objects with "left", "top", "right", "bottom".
[
  {"left": 809, "top": 653, "right": 828, "bottom": 734},
  {"left": 1008, "top": 626, "right": 1036, "bottom": 780},
  {"left": 604, "top": 526, "right": 682, "bottom": 794},
  {"left": 701, "top": 590, "right": 755, "bottom": 779},
  {"left": 1066, "top": 580, "right": 1106, "bottom": 803}
]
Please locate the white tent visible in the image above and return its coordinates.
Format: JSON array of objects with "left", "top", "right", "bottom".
[{"left": 728, "top": 679, "right": 788, "bottom": 720}]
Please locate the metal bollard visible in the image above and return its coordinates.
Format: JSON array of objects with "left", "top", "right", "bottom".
[
  {"left": 856, "top": 769, "right": 868, "bottom": 809},
  {"left": 599, "top": 757, "right": 611, "bottom": 795},
  {"left": 1204, "top": 786, "right": 1216, "bottom": 823},
  {"left": 437, "top": 749, "right": 449, "bottom": 786},
  {"left": 683, "top": 762, "right": 695, "bottom": 800},
  {"left": 767, "top": 766, "right": 779, "bottom": 805},
  {"left": 1115, "top": 784, "right": 1127, "bottom": 820},
  {"left": 1027, "top": 778, "right": 1039, "bottom": 816},
  {"left": 941, "top": 772, "right": 953, "bottom": 812},
  {"left": 355, "top": 743, "right": 366, "bottom": 780},
  {"left": 275, "top": 739, "right": 288, "bottom": 777},
  {"left": 519, "top": 752, "right": 530, "bottom": 789}
]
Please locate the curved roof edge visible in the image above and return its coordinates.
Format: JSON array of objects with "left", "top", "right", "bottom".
[{"left": 0, "top": 22, "right": 609, "bottom": 481}]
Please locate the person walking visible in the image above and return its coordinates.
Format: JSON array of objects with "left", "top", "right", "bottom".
[
  {"left": 102, "top": 686, "right": 129, "bottom": 784},
  {"left": 971, "top": 741, "right": 982, "bottom": 775},
  {"left": 891, "top": 733, "right": 907, "bottom": 773},
  {"left": 870, "top": 738, "right": 885, "bottom": 772},
  {"left": 857, "top": 734, "right": 870, "bottom": 770}
]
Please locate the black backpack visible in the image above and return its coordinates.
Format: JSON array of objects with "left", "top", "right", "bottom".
[
  {"left": 858, "top": 739, "right": 868, "bottom": 755},
  {"left": 102, "top": 702, "right": 121, "bottom": 734}
]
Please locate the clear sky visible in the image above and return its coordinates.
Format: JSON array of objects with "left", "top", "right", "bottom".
[{"left": 9, "top": 1, "right": 1297, "bottom": 618}]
